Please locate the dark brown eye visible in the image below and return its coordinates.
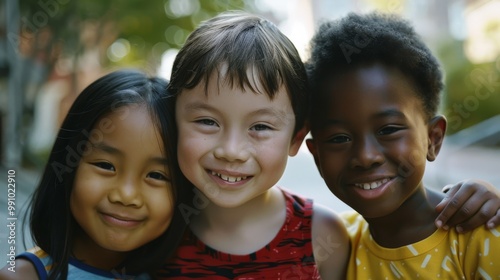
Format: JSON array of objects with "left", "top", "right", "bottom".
[
  {"left": 92, "top": 162, "right": 115, "bottom": 171},
  {"left": 378, "top": 126, "right": 403, "bottom": 135},
  {"left": 328, "top": 135, "right": 351, "bottom": 144},
  {"left": 148, "top": 172, "right": 170, "bottom": 182}
]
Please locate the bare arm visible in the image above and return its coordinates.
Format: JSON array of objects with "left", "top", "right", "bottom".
[
  {"left": 312, "top": 203, "right": 350, "bottom": 280},
  {"left": 0, "top": 259, "right": 39, "bottom": 280}
]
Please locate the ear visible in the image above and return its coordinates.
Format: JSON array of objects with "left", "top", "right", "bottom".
[
  {"left": 289, "top": 124, "right": 309, "bottom": 156},
  {"left": 305, "top": 138, "right": 317, "bottom": 160},
  {"left": 427, "top": 115, "right": 447, "bottom": 161},
  {"left": 306, "top": 138, "right": 323, "bottom": 177}
]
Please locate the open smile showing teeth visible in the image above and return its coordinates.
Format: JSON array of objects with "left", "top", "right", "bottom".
[
  {"left": 354, "top": 178, "right": 390, "bottom": 190},
  {"left": 210, "top": 171, "right": 247, "bottom": 183}
]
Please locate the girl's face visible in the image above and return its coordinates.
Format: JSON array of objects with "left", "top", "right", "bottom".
[{"left": 71, "top": 104, "right": 174, "bottom": 263}]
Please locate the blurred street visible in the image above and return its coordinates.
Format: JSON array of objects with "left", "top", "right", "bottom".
[{"left": 0, "top": 165, "right": 39, "bottom": 266}]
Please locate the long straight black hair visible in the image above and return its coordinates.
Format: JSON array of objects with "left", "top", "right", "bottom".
[{"left": 28, "top": 69, "right": 191, "bottom": 279}]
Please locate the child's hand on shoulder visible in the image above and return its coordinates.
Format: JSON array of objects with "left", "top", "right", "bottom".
[{"left": 435, "top": 179, "right": 500, "bottom": 232}]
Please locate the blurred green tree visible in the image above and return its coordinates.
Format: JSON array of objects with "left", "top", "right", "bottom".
[
  {"left": 437, "top": 40, "right": 500, "bottom": 135},
  {"left": 18, "top": 0, "right": 255, "bottom": 73},
  {"left": 5, "top": 0, "right": 256, "bottom": 167}
]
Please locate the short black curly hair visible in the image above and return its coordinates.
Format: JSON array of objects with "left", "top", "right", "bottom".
[{"left": 306, "top": 12, "right": 443, "bottom": 120}]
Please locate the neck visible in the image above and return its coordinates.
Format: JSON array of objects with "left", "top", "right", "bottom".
[
  {"left": 189, "top": 187, "right": 286, "bottom": 254},
  {"left": 194, "top": 187, "right": 282, "bottom": 229},
  {"left": 365, "top": 186, "right": 444, "bottom": 248},
  {"left": 72, "top": 230, "right": 127, "bottom": 271}
]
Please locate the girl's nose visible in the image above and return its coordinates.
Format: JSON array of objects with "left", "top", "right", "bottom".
[{"left": 108, "top": 177, "right": 144, "bottom": 207}]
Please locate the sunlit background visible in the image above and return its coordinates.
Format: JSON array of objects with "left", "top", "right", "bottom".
[{"left": 0, "top": 0, "right": 499, "bottom": 262}]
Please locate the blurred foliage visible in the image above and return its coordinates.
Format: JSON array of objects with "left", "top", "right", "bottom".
[
  {"left": 14, "top": 0, "right": 256, "bottom": 167},
  {"left": 437, "top": 40, "right": 500, "bottom": 135},
  {"left": 18, "top": 0, "right": 255, "bottom": 70}
]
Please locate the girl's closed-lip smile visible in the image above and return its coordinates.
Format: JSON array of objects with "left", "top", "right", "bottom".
[{"left": 99, "top": 211, "right": 146, "bottom": 228}]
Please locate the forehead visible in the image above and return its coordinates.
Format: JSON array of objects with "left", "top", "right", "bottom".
[
  {"left": 322, "top": 64, "right": 421, "bottom": 106},
  {"left": 209, "top": 63, "right": 285, "bottom": 96},
  {"left": 180, "top": 65, "right": 292, "bottom": 102},
  {"left": 176, "top": 69, "right": 294, "bottom": 118},
  {"left": 311, "top": 64, "right": 426, "bottom": 128},
  {"left": 94, "top": 105, "right": 163, "bottom": 146}
]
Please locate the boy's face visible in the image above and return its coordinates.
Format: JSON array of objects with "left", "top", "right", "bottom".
[
  {"left": 307, "top": 64, "right": 445, "bottom": 218},
  {"left": 176, "top": 71, "right": 305, "bottom": 208}
]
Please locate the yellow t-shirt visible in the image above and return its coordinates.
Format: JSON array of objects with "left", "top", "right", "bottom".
[{"left": 341, "top": 211, "right": 500, "bottom": 279}]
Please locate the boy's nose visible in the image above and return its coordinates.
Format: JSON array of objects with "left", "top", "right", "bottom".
[
  {"left": 213, "top": 131, "right": 251, "bottom": 162},
  {"left": 108, "top": 178, "right": 144, "bottom": 207},
  {"left": 350, "top": 136, "right": 385, "bottom": 169}
]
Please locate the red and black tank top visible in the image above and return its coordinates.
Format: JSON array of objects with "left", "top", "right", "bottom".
[{"left": 156, "top": 189, "right": 319, "bottom": 279}]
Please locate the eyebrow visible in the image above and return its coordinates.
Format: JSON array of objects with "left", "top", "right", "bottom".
[
  {"left": 248, "top": 108, "right": 290, "bottom": 124},
  {"left": 373, "top": 109, "right": 406, "bottom": 119},
  {"left": 185, "top": 101, "right": 290, "bottom": 122},
  {"left": 90, "top": 142, "right": 170, "bottom": 165},
  {"left": 321, "top": 109, "right": 406, "bottom": 126},
  {"left": 184, "top": 101, "right": 216, "bottom": 112},
  {"left": 91, "top": 142, "right": 122, "bottom": 155}
]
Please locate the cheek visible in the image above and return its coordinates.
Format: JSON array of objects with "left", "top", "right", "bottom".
[
  {"left": 147, "top": 188, "right": 175, "bottom": 230},
  {"left": 263, "top": 134, "right": 290, "bottom": 155},
  {"left": 318, "top": 148, "right": 345, "bottom": 177},
  {"left": 71, "top": 171, "right": 96, "bottom": 211},
  {"left": 177, "top": 128, "right": 209, "bottom": 159},
  {"left": 70, "top": 184, "right": 92, "bottom": 229},
  {"left": 177, "top": 138, "right": 206, "bottom": 178},
  {"left": 391, "top": 139, "right": 428, "bottom": 178},
  {"left": 256, "top": 141, "right": 290, "bottom": 178}
]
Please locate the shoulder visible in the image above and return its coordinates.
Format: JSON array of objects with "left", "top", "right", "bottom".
[
  {"left": 312, "top": 203, "right": 347, "bottom": 232},
  {"left": 459, "top": 225, "right": 500, "bottom": 246},
  {"left": 339, "top": 210, "right": 365, "bottom": 228},
  {"left": 454, "top": 225, "right": 500, "bottom": 275},
  {"left": 0, "top": 258, "right": 40, "bottom": 280},
  {"left": 311, "top": 203, "right": 350, "bottom": 280}
]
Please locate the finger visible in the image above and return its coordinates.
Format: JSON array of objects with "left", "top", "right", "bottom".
[
  {"left": 442, "top": 184, "right": 454, "bottom": 194},
  {"left": 455, "top": 200, "right": 500, "bottom": 232},
  {"left": 435, "top": 186, "right": 473, "bottom": 230},
  {"left": 445, "top": 193, "right": 486, "bottom": 228},
  {"left": 435, "top": 184, "right": 459, "bottom": 213},
  {"left": 487, "top": 209, "right": 500, "bottom": 229}
]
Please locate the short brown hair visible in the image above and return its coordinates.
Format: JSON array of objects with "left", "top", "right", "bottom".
[{"left": 169, "top": 10, "right": 308, "bottom": 133}]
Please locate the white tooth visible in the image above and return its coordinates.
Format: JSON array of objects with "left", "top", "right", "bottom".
[
  {"left": 363, "top": 184, "right": 370, "bottom": 190},
  {"left": 221, "top": 174, "right": 228, "bottom": 181},
  {"left": 370, "top": 182, "right": 378, "bottom": 189}
]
